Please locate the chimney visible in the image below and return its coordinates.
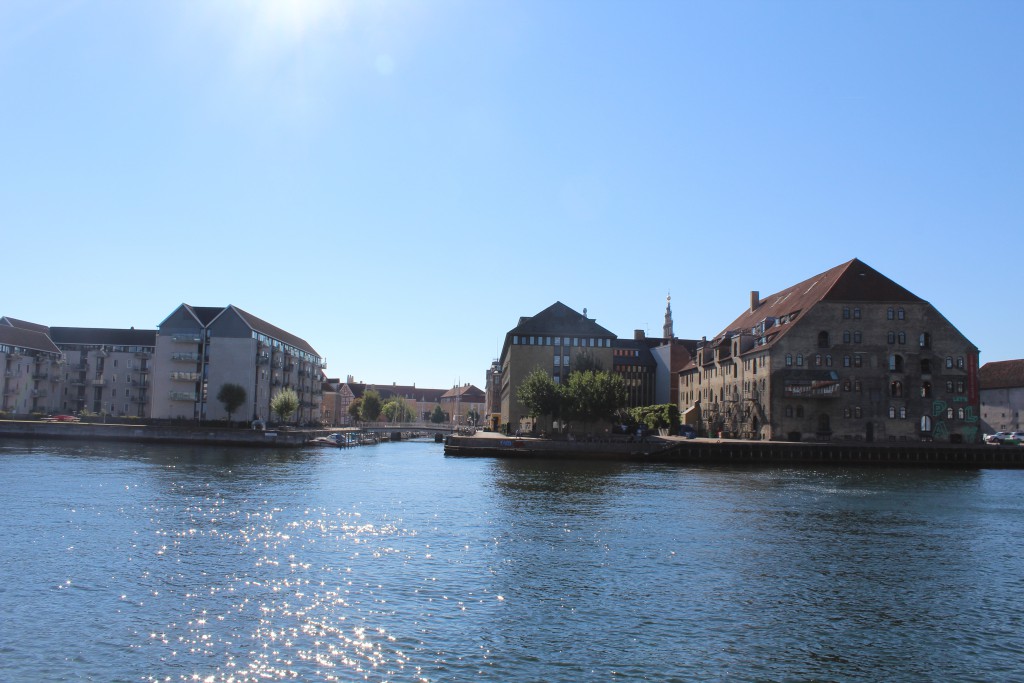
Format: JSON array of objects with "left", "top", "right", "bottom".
[
  {"left": 634, "top": 329, "right": 645, "bottom": 340},
  {"left": 750, "top": 290, "right": 760, "bottom": 313}
]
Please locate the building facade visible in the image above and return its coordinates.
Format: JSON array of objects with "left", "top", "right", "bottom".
[
  {"left": 979, "top": 359, "right": 1024, "bottom": 434},
  {"left": 151, "top": 305, "right": 326, "bottom": 424},
  {"left": 679, "top": 259, "right": 981, "bottom": 443},
  {"left": 498, "top": 302, "right": 616, "bottom": 433},
  {"left": 0, "top": 318, "right": 64, "bottom": 416}
]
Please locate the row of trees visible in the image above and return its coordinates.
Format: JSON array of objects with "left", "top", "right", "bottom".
[{"left": 516, "top": 368, "right": 628, "bottom": 434}]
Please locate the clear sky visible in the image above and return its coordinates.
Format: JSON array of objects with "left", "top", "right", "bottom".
[{"left": 2, "top": 1, "right": 1021, "bottom": 390}]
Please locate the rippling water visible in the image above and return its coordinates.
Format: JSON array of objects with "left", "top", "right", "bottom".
[{"left": 1, "top": 438, "right": 1023, "bottom": 682}]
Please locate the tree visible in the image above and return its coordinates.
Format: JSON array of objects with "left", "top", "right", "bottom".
[
  {"left": 347, "top": 398, "right": 363, "bottom": 424},
  {"left": 516, "top": 368, "right": 561, "bottom": 426},
  {"left": 562, "top": 370, "right": 627, "bottom": 431},
  {"left": 216, "top": 383, "right": 247, "bottom": 422},
  {"left": 381, "top": 397, "right": 416, "bottom": 422},
  {"left": 430, "top": 405, "right": 446, "bottom": 424},
  {"left": 270, "top": 388, "right": 299, "bottom": 424},
  {"left": 360, "top": 390, "right": 382, "bottom": 422},
  {"left": 572, "top": 348, "right": 604, "bottom": 373}
]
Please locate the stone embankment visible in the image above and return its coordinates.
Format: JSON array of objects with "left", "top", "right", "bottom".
[
  {"left": 0, "top": 420, "right": 311, "bottom": 447},
  {"left": 444, "top": 432, "right": 1024, "bottom": 468}
]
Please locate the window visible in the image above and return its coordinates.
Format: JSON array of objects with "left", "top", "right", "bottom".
[
  {"left": 554, "top": 355, "right": 560, "bottom": 366},
  {"left": 843, "top": 331, "right": 851, "bottom": 343},
  {"left": 921, "top": 415, "right": 932, "bottom": 432},
  {"left": 843, "top": 380, "right": 851, "bottom": 392},
  {"left": 826, "top": 355, "right": 833, "bottom": 367},
  {"left": 946, "top": 407, "right": 954, "bottom": 419},
  {"left": 945, "top": 356, "right": 953, "bottom": 369},
  {"left": 919, "top": 333, "right": 931, "bottom": 349},
  {"left": 921, "top": 381, "right": 932, "bottom": 398},
  {"left": 957, "top": 407, "right": 965, "bottom": 420},
  {"left": 957, "top": 356, "right": 965, "bottom": 369},
  {"left": 854, "top": 355, "right": 862, "bottom": 368},
  {"left": 899, "top": 406, "right": 906, "bottom": 419},
  {"left": 854, "top": 406, "right": 862, "bottom": 418},
  {"left": 554, "top": 337, "right": 560, "bottom": 345},
  {"left": 890, "top": 381, "right": 903, "bottom": 397},
  {"left": 887, "top": 331, "right": 895, "bottom": 344},
  {"left": 957, "top": 380, "right": 965, "bottom": 394},
  {"left": 818, "top": 331, "right": 830, "bottom": 348},
  {"left": 843, "top": 355, "right": 851, "bottom": 367},
  {"left": 897, "top": 332, "right": 906, "bottom": 345},
  {"left": 796, "top": 406, "right": 804, "bottom": 418},
  {"left": 845, "top": 407, "right": 852, "bottom": 419},
  {"left": 889, "top": 406, "right": 896, "bottom": 419},
  {"left": 854, "top": 380, "right": 862, "bottom": 392},
  {"left": 854, "top": 332, "right": 862, "bottom": 344},
  {"left": 854, "top": 308, "right": 861, "bottom": 319},
  {"left": 898, "top": 308, "right": 905, "bottom": 320},
  {"left": 889, "top": 354, "right": 903, "bottom": 372},
  {"left": 785, "top": 406, "right": 793, "bottom": 417},
  {"left": 815, "top": 354, "right": 822, "bottom": 366},
  {"left": 887, "top": 307, "right": 895, "bottom": 320},
  {"left": 843, "top": 306, "right": 851, "bottom": 319},
  {"left": 796, "top": 354, "right": 803, "bottom": 367}
]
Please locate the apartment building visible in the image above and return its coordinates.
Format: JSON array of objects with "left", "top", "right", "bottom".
[
  {"left": 0, "top": 317, "right": 64, "bottom": 415},
  {"left": 679, "top": 259, "right": 980, "bottom": 443},
  {"left": 48, "top": 327, "right": 157, "bottom": 417},
  {"left": 151, "top": 304, "right": 325, "bottom": 424}
]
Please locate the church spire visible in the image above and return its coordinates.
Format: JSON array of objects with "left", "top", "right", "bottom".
[{"left": 663, "top": 293, "right": 673, "bottom": 339}]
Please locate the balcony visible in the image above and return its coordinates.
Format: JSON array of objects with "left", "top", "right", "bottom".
[
  {"left": 135, "top": 350, "right": 152, "bottom": 358},
  {"left": 783, "top": 380, "right": 840, "bottom": 398},
  {"left": 169, "top": 391, "right": 196, "bottom": 402},
  {"left": 171, "top": 333, "right": 202, "bottom": 343},
  {"left": 170, "top": 372, "right": 200, "bottom": 382},
  {"left": 31, "top": 390, "right": 47, "bottom": 398},
  {"left": 32, "top": 373, "right": 49, "bottom": 381},
  {"left": 91, "top": 378, "right": 106, "bottom": 387},
  {"left": 171, "top": 352, "right": 200, "bottom": 362},
  {"left": 257, "top": 353, "right": 270, "bottom": 365}
]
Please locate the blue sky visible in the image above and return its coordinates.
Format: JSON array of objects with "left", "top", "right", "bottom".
[{"left": 2, "top": 1, "right": 1021, "bottom": 389}]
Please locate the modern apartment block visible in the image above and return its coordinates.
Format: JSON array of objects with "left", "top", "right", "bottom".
[
  {"left": 0, "top": 317, "right": 64, "bottom": 415},
  {"left": 151, "top": 305, "right": 326, "bottom": 423},
  {"left": 679, "top": 259, "right": 981, "bottom": 443},
  {"left": 48, "top": 327, "right": 157, "bottom": 416},
  {"left": 498, "top": 302, "right": 617, "bottom": 433}
]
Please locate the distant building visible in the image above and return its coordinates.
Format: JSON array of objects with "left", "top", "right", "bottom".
[
  {"left": 980, "top": 360, "right": 1024, "bottom": 434},
  {"left": 498, "top": 302, "right": 616, "bottom": 433},
  {"left": 151, "top": 305, "right": 326, "bottom": 423},
  {"left": 483, "top": 359, "right": 502, "bottom": 431},
  {"left": 440, "top": 384, "right": 486, "bottom": 425},
  {"left": 336, "top": 381, "right": 447, "bottom": 424},
  {"left": 679, "top": 259, "right": 980, "bottom": 443}
]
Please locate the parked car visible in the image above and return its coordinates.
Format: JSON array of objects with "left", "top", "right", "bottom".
[
  {"left": 43, "top": 414, "right": 80, "bottom": 423},
  {"left": 986, "top": 431, "right": 1024, "bottom": 445},
  {"left": 678, "top": 424, "right": 697, "bottom": 439}
]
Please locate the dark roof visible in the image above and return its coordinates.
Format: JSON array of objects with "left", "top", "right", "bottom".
[
  {"left": 502, "top": 302, "right": 617, "bottom": 360},
  {"left": 0, "top": 325, "right": 61, "bottom": 354},
  {"left": 0, "top": 317, "right": 50, "bottom": 334},
  {"left": 441, "top": 385, "right": 486, "bottom": 401},
  {"left": 185, "top": 305, "right": 225, "bottom": 327},
  {"left": 49, "top": 327, "right": 157, "bottom": 346},
  {"left": 980, "top": 360, "right": 1024, "bottom": 390},
  {"left": 230, "top": 305, "right": 321, "bottom": 358}
]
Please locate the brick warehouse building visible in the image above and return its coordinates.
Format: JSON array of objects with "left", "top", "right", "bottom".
[{"left": 679, "top": 259, "right": 980, "bottom": 443}]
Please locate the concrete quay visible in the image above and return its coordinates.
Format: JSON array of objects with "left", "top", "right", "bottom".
[
  {"left": 444, "top": 431, "right": 1024, "bottom": 468},
  {"left": 0, "top": 419, "right": 313, "bottom": 448}
]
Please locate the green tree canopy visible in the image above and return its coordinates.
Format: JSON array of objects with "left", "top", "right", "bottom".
[
  {"left": 516, "top": 368, "right": 561, "bottom": 421},
  {"left": 430, "top": 405, "right": 446, "bottom": 424},
  {"left": 562, "top": 370, "right": 627, "bottom": 428},
  {"left": 270, "top": 388, "right": 300, "bottom": 424},
  {"left": 347, "top": 398, "right": 363, "bottom": 423},
  {"left": 629, "top": 404, "right": 680, "bottom": 432},
  {"left": 216, "top": 383, "right": 247, "bottom": 422},
  {"left": 381, "top": 397, "right": 416, "bottom": 422},
  {"left": 360, "top": 390, "right": 382, "bottom": 422}
]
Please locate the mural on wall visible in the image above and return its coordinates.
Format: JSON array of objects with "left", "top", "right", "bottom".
[{"left": 932, "top": 397, "right": 979, "bottom": 443}]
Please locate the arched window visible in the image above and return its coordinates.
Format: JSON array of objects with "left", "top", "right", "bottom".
[
  {"left": 887, "top": 307, "right": 895, "bottom": 320},
  {"left": 785, "top": 353, "right": 793, "bottom": 366},
  {"left": 796, "top": 405, "right": 805, "bottom": 418},
  {"left": 945, "top": 356, "right": 953, "bottom": 368},
  {"left": 889, "top": 354, "right": 904, "bottom": 372},
  {"left": 815, "top": 354, "right": 822, "bottom": 366},
  {"left": 890, "top": 380, "right": 903, "bottom": 397},
  {"left": 818, "top": 331, "right": 830, "bottom": 348},
  {"left": 796, "top": 354, "right": 803, "bottom": 367},
  {"left": 946, "top": 407, "right": 954, "bottom": 419},
  {"left": 826, "top": 355, "right": 833, "bottom": 367},
  {"left": 889, "top": 406, "right": 896, "bottom": 419},
  {"left": 919, "top": 333, "right": 931, "bottom": 349},
  {"left": 898, "top": 308, "right": 905, "bottom": 320},
  {"left": 921, "top": 381, "right": 932, "bottom": 398},
  {"left": 921, "top": 415, "right": 932, "bottom": 432}
]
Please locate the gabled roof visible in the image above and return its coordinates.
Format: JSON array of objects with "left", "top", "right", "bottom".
[
  {"left": 980, "top": 360, "right": 1024, "bottom": 390},
  {"left": 0, "top": 325, "right": 61, "bottom": 355},
  {"left": 49, "top": 327, "right": 157, "bottom": 347},
  {"left": 441, "top": 384, "right": 486, "bottom": 401},
  {"left": 0, "top": 317, "right": 50, "bottom": 334},
  {"left": 230, "top": 305, "right": 321, "bottom": 358},
  {"left": 681, "top": 259, "right": 933, "bottom": 372}
]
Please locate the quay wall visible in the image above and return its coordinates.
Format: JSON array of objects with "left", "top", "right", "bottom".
[
  {"left": 444, "top": 436, "right": 1024, "bottom": 469},
  {"left": 0, "top": 420, "right": 312, "bottom": 447}
]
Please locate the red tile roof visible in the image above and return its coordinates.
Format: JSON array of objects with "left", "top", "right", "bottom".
[{"left": 980, "top": 360, "right": 1024, "bottom": 390}]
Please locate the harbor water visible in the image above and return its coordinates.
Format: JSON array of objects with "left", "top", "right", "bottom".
[{"left": 2, "top": 438, "right": 1023, "bottom": 682}]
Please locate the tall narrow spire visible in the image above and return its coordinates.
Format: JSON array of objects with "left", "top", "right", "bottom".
[{"left": 663, "top": 293, "right": 673, "bottom": 339}]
